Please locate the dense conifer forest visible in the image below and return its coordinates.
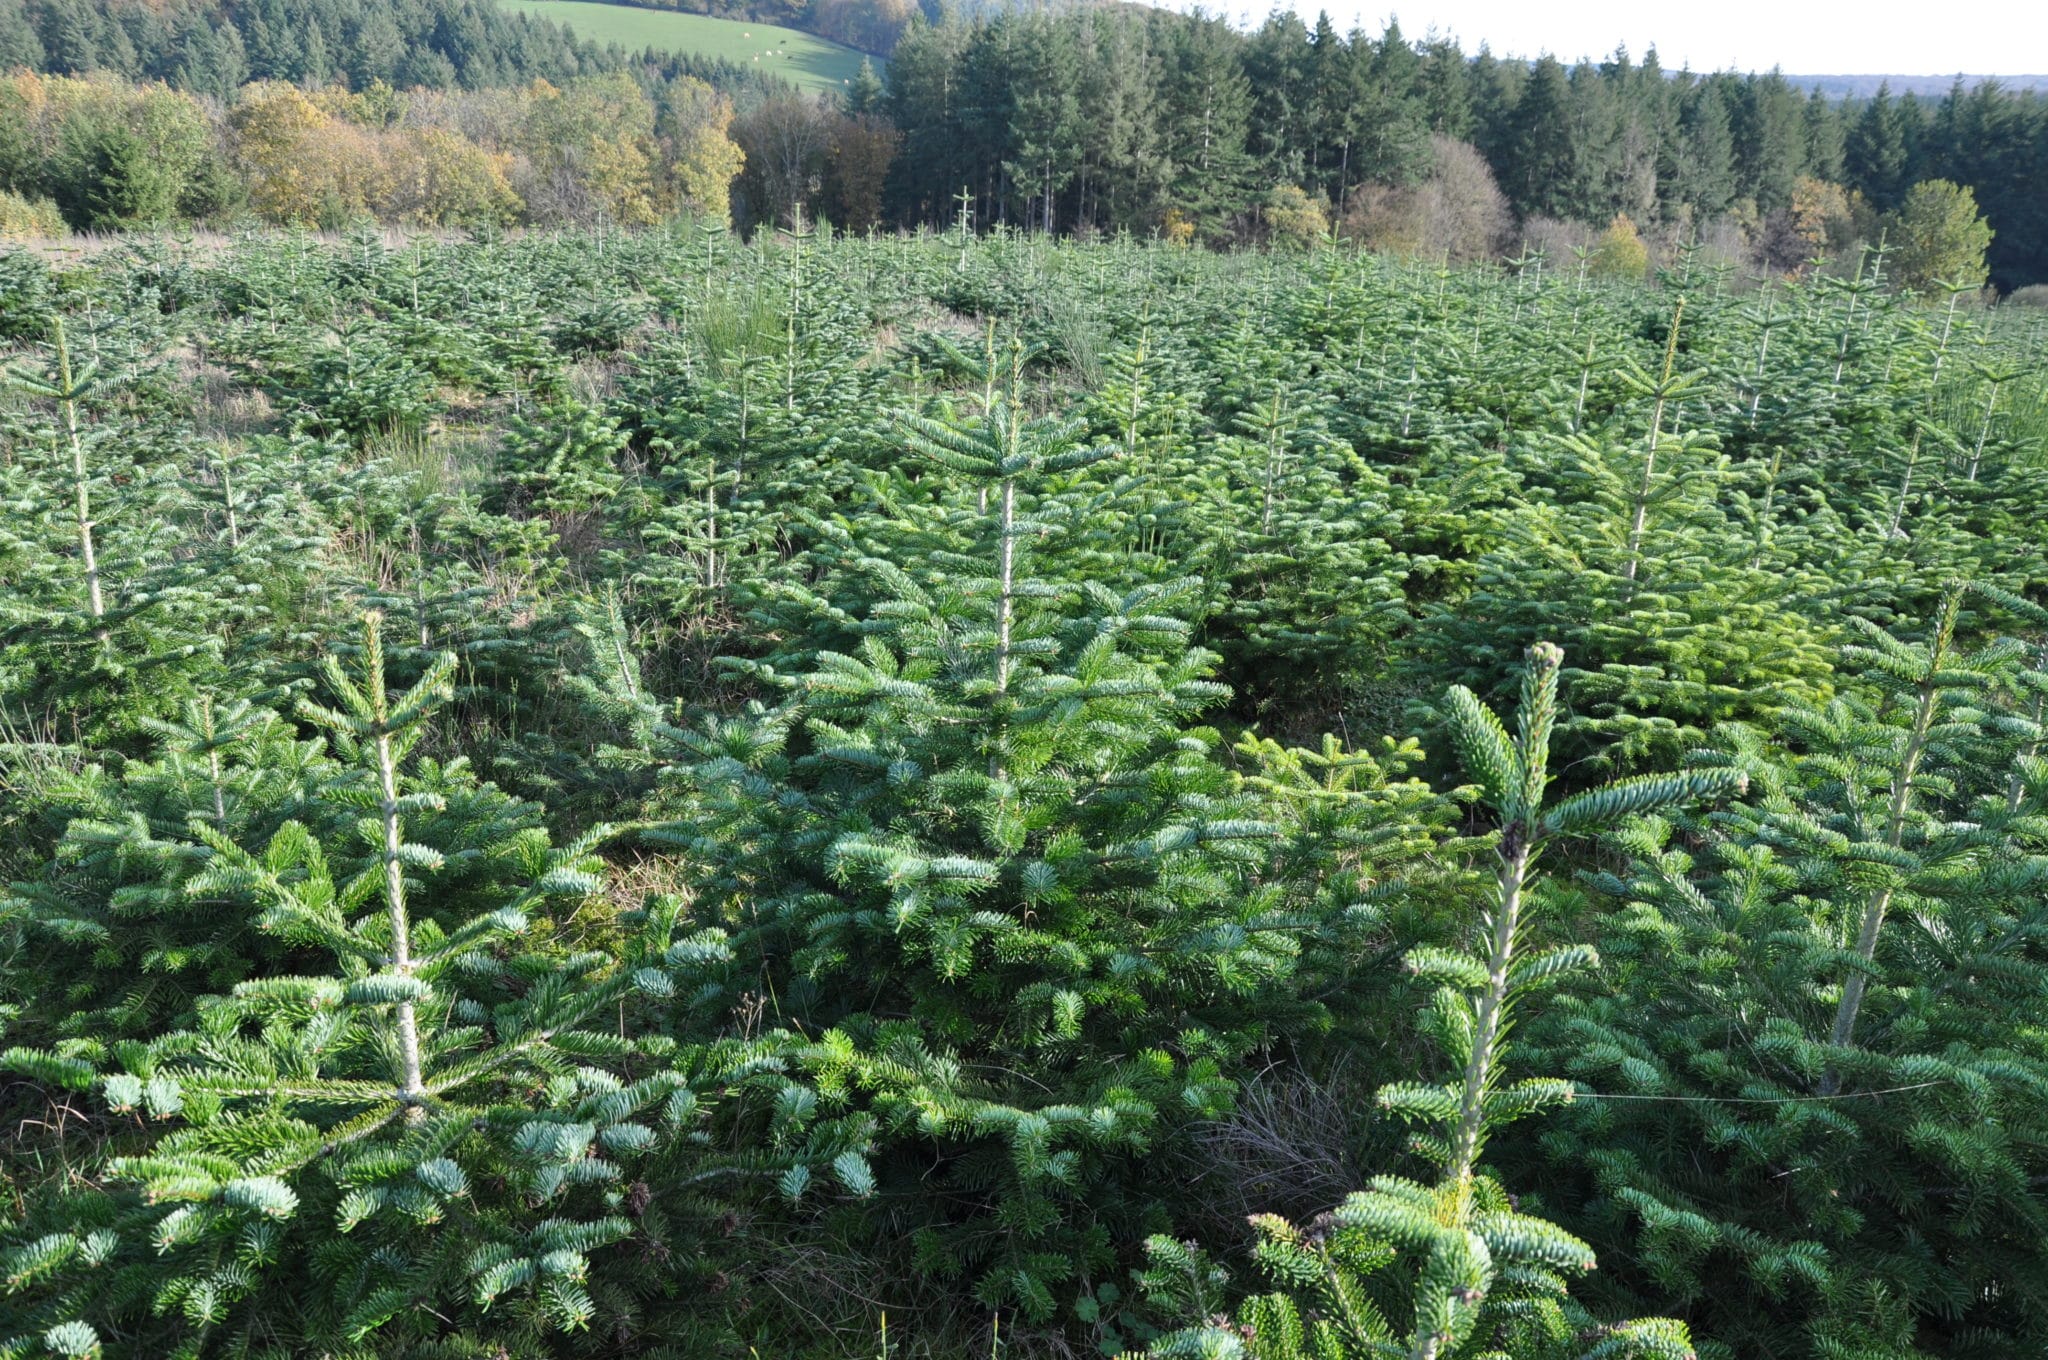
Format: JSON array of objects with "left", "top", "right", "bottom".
[
  {"left": 0, "top": 217, "right": 2046, "bottom": 1359},
  {"left": 2, "top": 0, "right": 2047, "bottom": 294},
  {"left": 877, "top": 13, "right": 2048, "bottom": 289}
]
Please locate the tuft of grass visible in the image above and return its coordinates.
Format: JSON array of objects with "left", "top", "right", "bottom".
[
  {"left": 690, "top": 286, "right": 786, "bottom": 374},
  {"left": 373, "top": 424, "right": 497, "bottom": 502}
]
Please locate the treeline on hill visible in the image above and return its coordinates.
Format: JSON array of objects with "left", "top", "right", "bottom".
[
  {"left": 0, "top": 0, "right": 653, "bottom": 97},
  {"left": 871, "top": 10, "right": 2048, "bottom": 291},
  {"left": 542, "top": 0, "right": 924, "bottom": 60},
  {"left": 0, "top": 0, "right": 795, "bottom": 104},
  {"left": 0, "top": 69, "right": 798, "bottom": 232},
  {"left": 1, "top": 221, "right": 2048, "bottom": 1360},
  {"left": 2, "top": 0, "right": 2047, "bottom": 292}
]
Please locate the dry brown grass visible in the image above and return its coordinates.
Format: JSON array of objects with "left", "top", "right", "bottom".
[{"left": 1179, "top": 1062, "right": 1370, "bottom": 1241}]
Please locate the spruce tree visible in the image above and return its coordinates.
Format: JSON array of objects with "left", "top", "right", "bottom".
[{"left": 1846, "top": 86, "right": 1912, "bottom": 213}]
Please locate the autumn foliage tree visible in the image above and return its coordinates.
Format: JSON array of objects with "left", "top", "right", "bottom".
[
  {"left": 1341, "top": 135, "right": 1509, "bottom": 263},
  {"left": 520, "top": 75, "right": 664, "bottom": 226},
  {"left": 382, "top": 127, "right": 519, "bottom": 226},
  {"left": 826, "top": 111, "right": 899, "bottom": 232},
  {"left": 657, "top": 75, "right": 746, "bottom": 224},
  {"left": 230, "top": 83, "right": 386, "bottom": 226},
  {"left": 1886, "top": 178, "right": 1994, "bottom": 292},
  {"left": 1586, "top": 211, "right": 1650, "bottom": 279},
  {"left": 1263, "top": 183, "right": 1330, "bottom": 249}
]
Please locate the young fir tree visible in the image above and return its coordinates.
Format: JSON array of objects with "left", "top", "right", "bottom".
[
  {"left": 1192, "top": 381, "right": 1413, "bottom": 728},
  {"left": 1140, "top": 642, "right": 1745, "bottom": 1360},
  {"left": 646, "top": 379, "right": 1308, "bottom": 1328},
  {"left": 1412, "top": 307, "right": 1835, "bottom": 773},
  {"left": 0, "top": 694, "right": 325, "bottom": 1045},
  {"left": 0, "top": 616, "right": 864, "bottom": 1357},
  {"left": 0, "top": 317, "right": 232, "bottom": 744},
  {"left": 1521, "top": 589, "right": 2048, "bottom": 1359}
]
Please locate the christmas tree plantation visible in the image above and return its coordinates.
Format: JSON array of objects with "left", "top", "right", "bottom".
[{"left": 0, "top": 224, "right": 2044, "bottom": 1360}]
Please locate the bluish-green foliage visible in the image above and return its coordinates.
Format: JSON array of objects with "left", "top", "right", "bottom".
[{"left": 0, "top": 224, "right": 2044, "bottom": 1359}]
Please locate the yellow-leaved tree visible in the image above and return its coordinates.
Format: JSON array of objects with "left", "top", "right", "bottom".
[
  {"left": 521, "top": 75, "right": 662, "bottom": 226},
  {"left": 231, "top": 83, "right": 385, "bottom": 226},
  {"left": 1789, "top": 176, "right": 1862, "bottom": 259},
  {"left": 383, "top": 127, "right": 520, "bottom": 227},
  {"left": 1263, "top": 184, "right": 1329, "bottom": 250},
  {"left": 658, "top": 76, "right": 745, "bottom": 225},
  {"left": 1587, "top": 211, "right": 1650, "bottom": 280}
]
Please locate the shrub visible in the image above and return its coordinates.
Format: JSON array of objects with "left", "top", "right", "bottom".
[
  {"left": 1263, "top": 184, "right": 1330, "bottom": 250},
  {"left": 0, "top": 186, "right": 62, "bottom": 237},
  {"left": 1586, "top": 212, "right": 1650, "bottom": 280}
]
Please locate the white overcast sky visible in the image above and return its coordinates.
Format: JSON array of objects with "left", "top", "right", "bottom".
[{"left": 1183, "top": 0, "right": 2048, "bottom": 74}]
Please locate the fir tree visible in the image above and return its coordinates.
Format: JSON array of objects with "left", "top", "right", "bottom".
[
  {"left": 1525, "top": 591, "right": 2048, "bottom": 1359},
  {"left": 1141, "top": 642, "right": 1744, "bottom": 1360},
  {"left": 1, "top": 615, "right": 865, "bottom": 1354}
]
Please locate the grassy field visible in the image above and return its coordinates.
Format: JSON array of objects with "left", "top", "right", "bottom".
[{"left": 499, "top": 0, "right": 870, "bottom": 93}]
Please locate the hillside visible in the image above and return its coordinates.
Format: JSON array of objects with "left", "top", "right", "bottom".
[{"left": 496, "top": 0, "right": 871, "bottom": 92}]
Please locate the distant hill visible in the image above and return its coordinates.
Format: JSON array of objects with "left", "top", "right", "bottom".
[
  {"left": 0, "top": 0, "right": 833, "bottom": 100},
  {"left": 0, "top": 0, "right": 649, "bottom": 100},
  {"left": 1778, "top": 74, "right": 2048, "bottom": 97},
  {"left": 495, "top": 0, "right": 873, "bottom": 93}
]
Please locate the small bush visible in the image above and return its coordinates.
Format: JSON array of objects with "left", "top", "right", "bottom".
[
  {"left": 0, "top": 189, "right": 65, "bottom": 240},
  {"left": 1587, "top": 212, "right": 1651, "bottom": 280},
  {"left": 1263, "top": 184, "right": 1330, "bottom": 250}
]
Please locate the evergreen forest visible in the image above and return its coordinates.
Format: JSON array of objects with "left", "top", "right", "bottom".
[
  {"left": 3, "top": 0, "right": 2048, "bottom": 296},
  {"left": 1, "top": 213, "right": 2048, "bottom": 1360}
]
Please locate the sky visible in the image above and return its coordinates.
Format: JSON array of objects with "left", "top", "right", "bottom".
[{"left": 1183, "top": 0, "right": 2048, "bottom": 75}]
